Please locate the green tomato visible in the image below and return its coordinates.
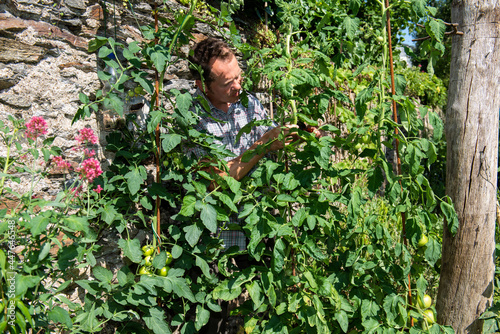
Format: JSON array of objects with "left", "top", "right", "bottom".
[
  {"left": 142, "top": 245, "right": 154, "bottom": 256},
  {"left": 173, "top": 157, "right": 184, "bottom": 169},
  {"left": 418, "top": 234, "right": 429, "bottom": 247},
  {"left": 134, "top": 86, "right": 143, "bottom": 95},
  {"left": 376, "top": 36, "right": 384, "bottom": 43},
  {"left": 423, "top": 309, "right": 435, "bottom": 324},
  {"left": 158, "top": 266, "right": 170, "bottom": 276},
  {"left": 165, "top": 251, "right": 173, "bottom": 265},
  {"left": 144, "top": 255, "right": 153, "bottom": 266},
  {"left": 418, "top": 294, "right": 432, "bottom": 309},
  {"left": 139, "top": 266, "right": 152, "bottom": 275}
]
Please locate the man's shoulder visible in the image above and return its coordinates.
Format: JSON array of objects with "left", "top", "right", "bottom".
[{"left": 191, "top": 89, "right": 213, "bottom": 113}]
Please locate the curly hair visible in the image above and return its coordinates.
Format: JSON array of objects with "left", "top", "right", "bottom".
[{"left": 189, "top": 38, "right": 235, "bottom": 86}]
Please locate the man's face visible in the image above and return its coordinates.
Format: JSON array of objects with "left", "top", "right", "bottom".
[{"left": 203, "top": 54, "right": 243, "bottom": 109}]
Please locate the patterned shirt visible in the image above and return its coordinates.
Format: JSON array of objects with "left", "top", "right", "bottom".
[{"left": 190, "top": 89, "right": 275, "bottom": 250}]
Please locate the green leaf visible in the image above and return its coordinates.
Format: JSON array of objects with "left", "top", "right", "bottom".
[
  {"left": 428, "top": 110, "right": 444, "bottom": 141},
  {"left": 37, "top": 242, "right": 51, "bottom": 262},
  {"left": 48, "top": 306, "right": 73, "bottom": 328},
  {"left": 152, "top": 252, "right": 167, "bottom": 270},
  {"left": 246, "top": 281, "right": 264, "bottom": 311},
  {"left": 282, "top": 173, "right": 300, "bottom": 191},
  {"left": 183, "top": 223, "right": 203, "bottom": 247},
  {"left": 26, "top": 214, "right": 50, "bottom": 236},
  {"left": 103, "top": 92, "right": 124, "bottom": 116},
  {"left": 303, "top": 271, "right": 318, "bottom": 289},
  {"left": 164, "top": 276, "right": 196, "bottom": 302},
  {"left": 411, "top": 0, "right": 427, "bottom": 17},
  {"left": 275, "top": 78, "right": 294, "bottom": 98},
  {"left": 361, "top": 299, "right": 380, "bottom": 321},
  {"left": 213, "top": 279, "right": 243, "bottom": 301},
  {"left": 336, "top": 310, "right": 349, "bottom": 333},
  {"left": 88, "top": 36, "right": 108, "bottom": 53},
  {"left": 101, "top": 204, "right": 118, "bottom": 225},
  {"left": 217, "top": 193, "right": 238, "bottom": 213},
  {"left": 394, "top": 74, "right": 407, "bottom": 95},
  {"left": 349, "top": 0, "right": 361, "bottom": 15},
  {"left": 16, "top": 300, "right": 34, "bottom": 328},
  {"left": 131, "top": 70, "right": 154, "bottom": 95},
  {"left": 180, "top": 195, "right": 196, "bottom": 216},
  {"left": 118, "top": 238, "right": 142, "bottom": 263},
  {"left": 176, "top": 92, "right": 193, "bottom": 114},
  {"left": 427, "top": 19, "right": 446, "bottom": 43},
  {"left": 424, "top": 237, "right": 441, "bottom": 266},
  {"left": 441, "top": 197, "right": 459, "bottom": 236},
  {"left": 195, "top": 305, "right": 210, "bottom": 331},
  {"left": 161, "top": 133, "right": 182, "bottom": 153},
  {"left": 355, "top": 87, "right": 374, "bottom": 120},
  {"left": 196, "top": 255, "right": 212, "bottom": 278},
  {"left": 416, "top": 274, "right": 428, "bottom": 298},
  {"left": 367, "top": 166, "right": 384, "bottom": 197},
  {"left": 62, "top": 216, "right": 89, "bottom": 234},
  {"left": 171, "top": 244, "right": 183, "bottom": 258},
  {"left": 272, "top": 238, "right": 286, "bottom": 273},
  {"left": 0, "top": 249, "right": 5, "bottom": 272},
  {"left": 149, "top": 45, "right": 170, "bottom": 73},
  {"left": 200, "top": 203, "right": 217, "bottom": 233},
  {"left": 304, "top": 237, "right": 327, "bottom": 261},
  {"left": 292, "top": 208, "right": 307, "bottom": 227},
  {"left": 383, "top": 293, "right": 405, "bottom": 325},
  {"left": 276, "top": 194, "right": 297, "bottom": 203},
  {"left": 343, "top": 17, "right": 360, "bottom": 40},
  {"left": 144, "top": 306, "right": 172, "bottom": 334},
  {"left": 79, "top": 92, "right": 89, "bottom": 104},
  {"left": 223, "top": 176, "right": 241, "bottom": 193},
  {"left": 93, "top": 266, "right": 113, "bottom": 283},
  {"left": 125, "top": 167, "right": 146, "bottom": 196},
  {"left": 15, "top": 275, "right": 41, "bottom": 297}
]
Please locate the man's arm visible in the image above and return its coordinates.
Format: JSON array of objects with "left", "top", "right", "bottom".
[{"left": 204, "top": 126, "right": 299, "bottom": 188}]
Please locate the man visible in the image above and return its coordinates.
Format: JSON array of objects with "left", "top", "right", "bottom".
[{"left": 188, "top": 37, "right": 299, "bottom": 250}]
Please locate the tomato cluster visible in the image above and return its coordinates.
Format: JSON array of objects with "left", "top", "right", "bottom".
[
  {"left": 138, "top": 245, "right": 173, "bottom": 277},
  {"left": 413, "top": 294, "right": 436, "bottom": 329}
]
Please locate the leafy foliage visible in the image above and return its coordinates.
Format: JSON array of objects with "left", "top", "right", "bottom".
[{"left": 0, "top": 0, "right": 475, "bottom": 333}]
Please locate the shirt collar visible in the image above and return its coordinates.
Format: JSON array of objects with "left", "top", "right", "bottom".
[{"left": 194, "top": 88, "right": 239, "bottom": 116}]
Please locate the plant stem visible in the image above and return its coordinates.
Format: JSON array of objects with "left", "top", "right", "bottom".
[{"left": 0, "top": 141, "right": 12, "bottom": 199}]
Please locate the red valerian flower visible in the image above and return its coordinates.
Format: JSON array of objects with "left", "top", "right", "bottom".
[
  {"left": 52, "top": 156, "right": 72, "bottom": 169},
  {"left": 77, "top": 158, "right": 103, "bottom": 183},
  {"left": 76, "top": 128, "right": 98, "bottom": 145},
  {"left": 83, "top": 148, "right": 96, "bottom": 157},
  {"left": 93, "top": 185, "right": 103, "bottom": 194},
  {"left": 25, "top": 116, "right": 48, "bottom": 140}
]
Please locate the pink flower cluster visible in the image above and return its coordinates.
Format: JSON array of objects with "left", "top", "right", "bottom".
[
  {"left": 76, "top": 158, "right": 103, "bottom": 183},
  {"left": 25, "top": 116, "right": 48, "bottom": 140},
  {"left": 53, "top": 156, "right": 72, "bottom": 169},
  {"left": 51, "top": 127, "right": 103, "bottom": 188},
  {"left": 76, "top": 128, "right": 99, "bottom": 145}
]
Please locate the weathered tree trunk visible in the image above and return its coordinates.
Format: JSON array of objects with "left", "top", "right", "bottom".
[{"left": 436, "top": 0, "right": 499, "bottom": 332}]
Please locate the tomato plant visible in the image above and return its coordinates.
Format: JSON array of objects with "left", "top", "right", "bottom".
[{"left": 2, "top": 0, "right": 463, "bottom": 332}]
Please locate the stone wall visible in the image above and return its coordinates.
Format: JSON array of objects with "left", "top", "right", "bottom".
[{"left": 0, "top": 0, "right": 211, "bottom": 198}]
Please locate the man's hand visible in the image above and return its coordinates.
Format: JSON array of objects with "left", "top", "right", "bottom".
[{"left": 261, "top": 125, "right": 301, "bottom": 151}]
